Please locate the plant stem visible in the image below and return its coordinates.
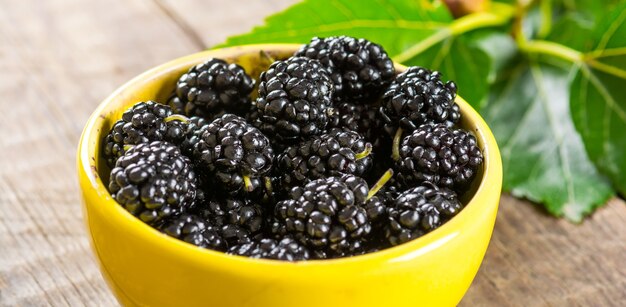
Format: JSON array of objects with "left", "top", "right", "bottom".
[
  {"left": 164, "top": 114, "right": 190, "bottom": 123},
  {"left": 392, "top": 2, "right": 515, "bottom": 63},
  {"left": 355, "top": 143, "right": 373, "bottom": 160},
  {"left": 243, "top": 175, "right": 254, "bottom": 192},
  {"left": 521, "top": 41, "right": 626, "bottom": 79},
  {"left": 391, "top": 128, "right": 403, "bottom": 161},
  {"left": 519, "top": 40, "right": 584, "bottom": 63},
  {"left": 367, "top": 169, "right": 393, "bottom": 201},
  {"left": 538, "top": 0, "right": 553, "bottom": 38}
]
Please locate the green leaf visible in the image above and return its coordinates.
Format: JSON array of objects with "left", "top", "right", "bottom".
[
  {"left": 219, "top": 0, "right": 516, "bottom": 108},
  {"left": 218, "top": 0, "right": 454, "bottom": 57},
  {"left": 482, "top": 60, "right": 614, "bottom": 222},
  {"left": 556, "top": 0, "right": 623, "bottom": 24},
  {"left": 546, "top": 13, "right": 595, "bottom": 51},
  {"left": 570, "top": 5, "right": 626, "bottom": 196}
]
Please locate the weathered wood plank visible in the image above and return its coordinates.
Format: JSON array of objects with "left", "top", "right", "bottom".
[
  {"left": 0, "top": 0, "right": 202, "bottom": 305},
  {"left": 461, "top": 196, "right": 626, "bottom": 306},
  {"left": 157, "top": 0, "right": 295, "bottom": 47}
]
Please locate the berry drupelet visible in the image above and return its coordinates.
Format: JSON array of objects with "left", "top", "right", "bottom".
[
  {"left": 160, "top": 214, "right": 225, "bottom": 251},
  {"left": 102, "top": 101, "right": 186, "bottom": 167},
  {"left": 276, "top": 128, "right": 372, "bottom": 192},
  {"left": 168, "top": 58, "right": 255, "bottom": 119},
  {"left": 384, "top": 182, "right": 462, "bottom": 246},
  {"left": 379, "top": 66, "right": 460, "bottom": 137},
  {"left": 328, "top": 101, "right": 381, "bottom": 140},
  {"left": 108, "top": 141, "right": 197, "bottom": 225},
  {"left": 254, "top": 56, "right": 334, "bottom": 146},
  {"left": 271, "top": 174, "right": 387, "bottom": 258},
  {"left": 177, "top": 116, "right": 210, "bottom": 157},
  {"left": 196, "top": 197, "right": 265, "bottom": 246},
  {"left": 295, "top": 36, "right": 395, "bottom": 102},
  {"left": 193, "top": 114, "right": 274, "bottom": 196},
  {"left": 395, "top": 123, "right": 483, "bottom": 193},
  {"left": 227, "top": 236, "right": 310, "bottom": 261}
]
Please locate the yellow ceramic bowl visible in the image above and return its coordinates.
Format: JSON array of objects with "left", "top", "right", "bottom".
[{"left": 77, "top": 44, "right": 502, "bottom": 307}]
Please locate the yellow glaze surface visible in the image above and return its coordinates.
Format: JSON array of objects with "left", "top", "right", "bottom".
[{"left": 77, "top": 44, "right": 503, "bottom": 307}]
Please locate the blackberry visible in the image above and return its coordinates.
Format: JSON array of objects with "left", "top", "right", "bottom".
[
  {"left": 379, "top": 67, "right": 460, "bottom": 138},
  {"left": 395, "top": 123, "right": 483, "bottom": 193},
  {"left": 108, "top": 141, "right": 197, "bottom": 225},
  {"left": 328, "top": 101, "right": 392, "bottom": 161},
  {"left": 385, "top": 182, "right": 462, "bottom": 246},
  {"left": 254, "top": 56, "right": 334, "bottom": 146},
  {"left": 227, "top": 236, "right": 310, "bottom": 261},
  {"left": 193, "top": 114, "right": 274, "bottom": 195},
  {"left": 160, "top": 214, "right": 225, "bottom": 251},
  {"left": 178, "top": 116, "right": 210, "bottom": 157},
  {"left": 271, "top": 174, "right": 389, "bottom": 258},
  {"left": 276, "top": 128, "right": 372, "bottom": 191},
  {"left": 377, "top": 184, "right": 402, "bottom": 204},
  {"left": 168, "top": 58, "right": 255, "bottom": 119},
  {"left": 328, "top": 102, "right": 380, "bottom": 137},
  {"left": 196, "top": 197, "right": 265, "bottom": 246},
  {"left": 295, "top": 36, "right": 395, "bottom": 102},
  {"left": 102, "top": 101, "right": 186, "bottom": 167}
]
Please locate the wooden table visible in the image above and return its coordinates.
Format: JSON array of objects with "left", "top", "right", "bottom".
[{"left": 1, "top": 0, "right": 624, "bottom": 305}]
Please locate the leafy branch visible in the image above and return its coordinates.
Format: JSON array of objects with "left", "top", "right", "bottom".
[
  {"left": 393, "top": 2, "right": 515, "bottom": 62},
  {"left": 220, "top": 0, "right": 626, "bottom": 222}
]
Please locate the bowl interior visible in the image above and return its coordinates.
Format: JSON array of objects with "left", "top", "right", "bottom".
[{"left": 81, "top": 44, "right": 495, "bottom": 266}]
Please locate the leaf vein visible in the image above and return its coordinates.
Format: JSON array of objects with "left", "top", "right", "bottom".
[
  {"left": 243, "top": 19, "right": 444, "bottom": 39},
  {"left": 583, "top": 65, "right": 626, "bottom": 124},
  {"left": 530, "top": 65, "right": 576, "bottom": 205},
  {"left": 595, "top": 9, "right": 626, "bottom": 51},
  {"left": 376, "top": 0, "right": 403, "bottom": 20}
]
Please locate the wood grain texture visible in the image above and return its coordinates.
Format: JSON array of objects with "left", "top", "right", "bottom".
[{"left": 0, "top": 0, "right": 624, "bottom": 306}]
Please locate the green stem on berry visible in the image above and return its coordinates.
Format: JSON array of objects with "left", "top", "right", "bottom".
[
  {"left": 391, "top": 127, "right": 403, "bottom": 161},
  {"left": 260, "top": 50, "right": 276, "bottom": 64},
  {"left": 367, "top": 168, "right": 394, "bottom": 201},
  {"left": 243, "top": 175, "right": 254, "bottom": 192},
  {"left": 264, "top": 177, "right": 273, "bottom": 196},
  {"left": 355, "top": 143, "right": 373, "bottom": 160},
  {"left": 393, "top": 2, "right": 515, "bottom": 63},
  {"left": 164, "top": 114, "right": 190, "bottom": 123}
]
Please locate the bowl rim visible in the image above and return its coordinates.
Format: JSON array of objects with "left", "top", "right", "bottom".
[{"left": 77, "top": 43, "right": 502, "bottom": 270}]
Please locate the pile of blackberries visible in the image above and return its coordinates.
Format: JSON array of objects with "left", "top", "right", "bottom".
[{"left": 103, "top": 36, "right": 483, "bottom": 261}]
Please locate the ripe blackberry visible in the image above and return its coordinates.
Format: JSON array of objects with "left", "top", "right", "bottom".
[
  {"left": 196, "top": 197, "right": 265, "bottom": 246},
  {"left": 328, "top": 101, "right": 392, "bottom": 161},
  {"left": 160, "top": 214, "right": 225, "bottom": 251},
  {"left": 328, "top": 102, "right": 380, "bottom": 136},
  {"left": 168, "top": 58, "right": 255, "bottom": 119},
  {"left": 384, "top": 182, "right": 462, "bottom": 246},
  {"left": 379, "top": 67, "right": 460, "bottom": 137},
  {"left": 377, "top": 184, "right": 402, "bottom": 204},
  {"left": 254, "top": 56, "right": 334, "bottom": 146},
  {"left": 108, "top": 141, "right": 197, "bottom": 225},
  {"left": 177, "top": 116, "right": 209, "bottom": 157},
  {"left": 102, "top": 101, "right": 186, "bottom": 167},
  {"left": 271, "top": 174, "right": 389, "bottom": 258},
  {"left": 276, "top": 128, "right": 372, "bottom": 191},
  {"left": 227, "top": 236, "right": 310, "bottom": 261},
  {"left": 295, "top": 36, "right": 395, "bottom": 102},
  {"left": 395, "top": 123, "right": 483, "bottom": 193},
  {"left": 193, "top": 114, "right": 274, "bottom": 195}
]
